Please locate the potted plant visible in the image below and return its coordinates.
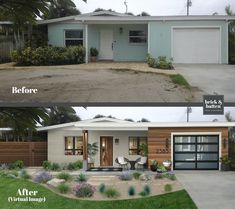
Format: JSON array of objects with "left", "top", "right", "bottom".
[
  {"left": 220, "top": 156, "right": 231, "bottom": 171},
  {"left": 87, "top": 142, "right": 99, "bottom": 165},
  {"left": 150, "top": 160, "right": 158, "bottom": 172},
  {"left": 90, "top": 47, "right": 99, "bottom": 62}
]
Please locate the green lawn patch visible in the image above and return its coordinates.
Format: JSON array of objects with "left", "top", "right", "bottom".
[
  {"left": 170, "top": 74, "right": 190, "bottom": 89},
  {"left": 0, "top": 176, "right": 197, "bottom": 209}
]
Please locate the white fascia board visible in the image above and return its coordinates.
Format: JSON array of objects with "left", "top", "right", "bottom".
[{"left": 0, "top": 128, "right": 12, "bottom": 131}]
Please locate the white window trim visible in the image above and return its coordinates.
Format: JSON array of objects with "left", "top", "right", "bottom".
[
  {"left": 64, "top": 29, "right": 84, "bottom": 47},
  {"left": 171, "top": 132, "right": 222, "bottom": 170}
]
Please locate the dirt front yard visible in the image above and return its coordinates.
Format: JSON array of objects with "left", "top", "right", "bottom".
[{"left": 0, "top": 63, "right": 202, "bottom": 103}]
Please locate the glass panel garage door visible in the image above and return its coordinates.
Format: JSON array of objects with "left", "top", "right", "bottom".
[{"left": 173, "top": 135, "right": 219, "bottom": 170}]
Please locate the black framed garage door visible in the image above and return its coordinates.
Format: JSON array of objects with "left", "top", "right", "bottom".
[{"left": 173, "top": 135, "right": 219, "bottom": 170}]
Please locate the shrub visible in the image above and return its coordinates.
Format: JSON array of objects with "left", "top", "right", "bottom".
[
  {"left": 34, "top": 171, "right": 52, "bottom": 183},
  {"left": 58, "top": 183, "right": 70, "bottom": 194},
  {"left": 104, "top": 187, "right": 120, "bottom": 198},
  {"left": 128, "top": 186, "right": 136, "bottom": 196},
  {"left": 76, "top": 173, "right": 88, "bottom": 183},
  {"left": 119, "top": 171, "right": 133, "bottom": 181},
  {"left": 11, "top": 46, "right": 86, "bottom": 66},
  {"left": 146, "top": 54, "right": 173, "bottom": 70},
  {"left": 74, "top": 183, "right": 96, "bottom": 198},
  {"left": 0, "top": 163, "right": 9, "bottom": 170},
  {"left": 67, "top": 160, "right": 83, "bottom": 170},
  {"left": 51, "top": 163, "right": 60, "bottom": 171},
  {"left": 9, "top": 170, "right": 19, "bottom": 177},
  {"left": 133, "top": 172, "right": 141, "bottom": 180},
  {"left": 157, "top": 165, "right": 167, "bottom": 173},
  {"left": 139, "top": 185, "right": 151, "bottom": 196},
  {"left": 164, "top": 172, "right": 176, "bottom": 181},
  {"left": 99, "top": 183, "right": 106, "bottom": 194},
  {"left": 13, "top": 160, "right": 24, "bottom": 169},
  {"left": 90, "top": 47, "right": 99, "bottom": 57},
  {"left": 155, "top": 173, "right": 164, "bottom": 179},
  {"left": 139, "top": 174, "right": 151, "bottom": 181},
  {"left": 42, "top": 160, "right": 52, "bottom": 170},
  {"left": 57, "top": 172, "right": 72, "bottom": 181},
  {"left": 19, "top": 170, "right": 31, "bottom": 179},
  {"left": 164, "top": 184, "right": 173, "bottom": 192}
]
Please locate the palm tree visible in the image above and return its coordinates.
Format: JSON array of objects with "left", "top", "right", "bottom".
[
  {"left": 0, "top": 107, "right": 48, "bottom": 141},
  {"left": 43, "top": 106, "right": 80, "bottom": 126}
]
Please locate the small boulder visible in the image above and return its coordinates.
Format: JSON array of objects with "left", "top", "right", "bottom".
[
  {"left": 47, "top": 178, "right": 65, "bottom": 187},
  {"left": 139, "top": 174, "right": 151, "bottom": 181}
]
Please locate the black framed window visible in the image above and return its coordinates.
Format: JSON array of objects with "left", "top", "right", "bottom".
[
  {"left": 129, "top": 30, "right": 147, "bottom": 44},
  {"left": 129, "top": 136, "right": 147, "bottom": 155},
  {"left": 64, "top": 136, "right": 83, "bottom": 155},
  {"left": 65, "top": 30, "right": 83, "bottom": 46}
]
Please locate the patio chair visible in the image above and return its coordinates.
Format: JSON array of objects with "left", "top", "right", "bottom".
[
  {"left": 115, "top": 157, "right": 129, "bottom": 170},
  {"left": 136, "top": 157, "right": 147, "bottom": 171}
]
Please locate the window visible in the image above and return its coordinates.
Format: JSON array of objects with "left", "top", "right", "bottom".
[
  {"left": 129, "top": 136, "right": 147, "bottom": 155},
  {"left": 64, "top": 136, "right": 83, "bottom": 155},
  {"left": 129, "top": 30, "right": 147, "bottom": 44},
  {"left": 65, "top": 30, "right": 83, "bottom": 46}
]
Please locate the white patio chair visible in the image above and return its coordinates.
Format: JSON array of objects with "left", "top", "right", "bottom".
[
  {"left": 136, "top": 157, "right": 147, "bottom": 171},
  {"left": 115, "top": 156, "right": 129, "bottom": 170}
]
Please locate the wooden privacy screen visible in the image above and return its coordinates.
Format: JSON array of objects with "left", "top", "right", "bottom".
[
  {"left": 148, "top": 127, "right": 229, "bottom": 165},
  {"left": 0, "top": 142, "right": 47, "bottom": 166}
]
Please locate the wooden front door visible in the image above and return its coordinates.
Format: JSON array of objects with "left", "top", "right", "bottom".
[{"left": 100, "top": 136, "right": 113, "bottom": 166}]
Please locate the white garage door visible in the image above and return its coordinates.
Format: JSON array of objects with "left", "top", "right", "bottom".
[{"left": 172, "top": 28, "right": 220, "bottom": 64}]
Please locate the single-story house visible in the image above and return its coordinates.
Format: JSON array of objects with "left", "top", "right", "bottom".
[
  {"left": 37, "top": 117, "right": 235, "bottom": 170},
  {"left": 38, "top": 11, "right": 235, "bottom": 64}
]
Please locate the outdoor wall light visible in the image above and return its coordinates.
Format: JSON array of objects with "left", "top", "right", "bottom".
[
  {"left": 115, "top": 138, "right": 119, "bottom": 144},
  {"left": 119, "top": 27, "right": 123, "bottom": 34},
  {"left": 223, "top": 138, "right": 228, "bottom": 149},
  {"left": 166, "top": 138, "right": 169, "bottom": 148}
]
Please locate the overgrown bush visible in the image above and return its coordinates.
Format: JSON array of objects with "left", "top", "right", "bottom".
[
  {"left": 58, "top": 183, "right": 70, "bottom": 194},
  {"left": 104, "top": 187, "right": 120, "bottom": 198},
  {"left": 11, "top": 46, "right": 86, "bottom": 66},
  {"left": 128, "top": 186, "right": 136, "bottom": 196},
  {"left": 57, "top": 172, "right": 72, "bottom": 181},
  {"left": 42, "top": 160, "right": 52, "bottom": 170},
  {"left": 146, "top": 54, "right": 173, "bottom": 70},
  {"left": 119, "top": 171, "right": 133, "bottom": 181},
  {"left": 164, "top": 184, "right": 173, "bottom": 192},
  {"left": 133, "top": 172, "right": 141, "bottom": 180},
  {"left": 76, "top": 173, "right": 88, "bottom": 183},
  {"left": 19, "top": 170, "right": 31, "bottom": 179},
  {"left": 74, "top": 183, "right": 96, "bottom": 198},
  {"left": 99, "top": 183, "right": 106, "bottom": 194},
  {"left": 34, "top": 171, "right": 52, "bottom": 183}
]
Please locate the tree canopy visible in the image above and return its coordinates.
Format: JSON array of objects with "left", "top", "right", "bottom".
[{"left": 43, "top": 107, "right": 80, "bottom": 126}]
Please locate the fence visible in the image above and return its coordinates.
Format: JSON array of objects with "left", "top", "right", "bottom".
[{"left": 0, "top": 141, "right": 47, "bottom": 166}]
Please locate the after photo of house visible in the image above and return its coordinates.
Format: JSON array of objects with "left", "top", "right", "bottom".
[
  {"left": 1, "top": 106, "right": 235, "bottom": 209},
  {"left": 0, "top": 0, "right": 235, "bottom": 102}
]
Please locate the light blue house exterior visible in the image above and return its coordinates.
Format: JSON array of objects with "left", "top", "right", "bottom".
[{"left": 39, "top": 11, "right": 234, "bottom": 64}]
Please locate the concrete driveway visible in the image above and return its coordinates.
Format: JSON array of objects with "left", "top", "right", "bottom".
[
  {"left": 175, "top": 64, "right": 235, "bottom": 102},
  {"left": 176, "top": 171, "right": 235, "bottom": 209}
]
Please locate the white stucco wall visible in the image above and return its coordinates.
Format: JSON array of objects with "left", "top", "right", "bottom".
[{"left": 48, "top": 129, "right": 147, "bottom": 167}]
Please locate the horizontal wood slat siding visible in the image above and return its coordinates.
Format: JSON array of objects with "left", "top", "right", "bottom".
[
  {"left": 148, "top": 127, "right": 229, "bottom": 165},
  {"left": 0, "top": 142, "right": 47, "bottom": 166}
]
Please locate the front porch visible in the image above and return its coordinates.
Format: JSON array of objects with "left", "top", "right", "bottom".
[{"left": 85, "top": 23, "right": 148, "bottom": 63}]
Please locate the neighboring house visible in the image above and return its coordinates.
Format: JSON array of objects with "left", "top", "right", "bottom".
[
  {"left": 37, "top": 117, "right": 235, "bottom": 170},
  {"left": 38, "top": 11, "right": 235, "bottom": 64}
]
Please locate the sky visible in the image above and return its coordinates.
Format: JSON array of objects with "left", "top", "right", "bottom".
[
  {"left": 75, "top": 0, "right": 235, "bottom": 16},
  {"left": 74, "top": 107, "right": 235, "bottom": 122}
]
